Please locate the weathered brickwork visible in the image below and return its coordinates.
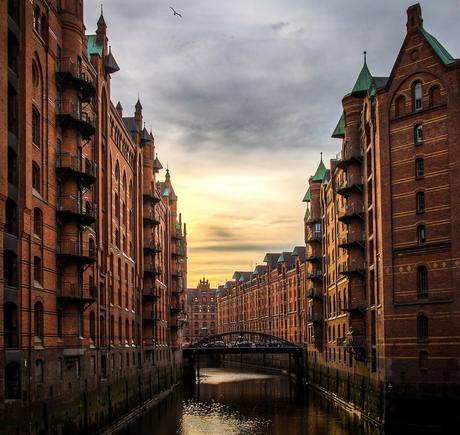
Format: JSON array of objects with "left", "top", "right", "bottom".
[
  {"left": 184, "top": 278, "right": 217, "bottom": 343},
  {"left": 0, "top": 1, "right": 187, "bottom": 433},
  {"left": 217, "top": 4, "right": 460, "bottom": 428}
]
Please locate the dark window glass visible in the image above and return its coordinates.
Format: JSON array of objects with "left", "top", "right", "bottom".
[
  {"left": 417, "top": 266, "right": 428, "bottom": 297},
  {"left": 414, "top": 124, "right": 423, "bottom": 145},
  {"left": 418, "top": 314, "right": 428, "bottom": 340},
  {"left": 417, "top": 225, "right": 426, "bottom": 244},
  {"left": 32, "top": 107, "right": 40, "bottom": 146},
  {"left": 416, "top": 192, "right": 425, "bottom": 213},
  {"left": 415, "top": 158, "right": 424, "bottom": 179},
  {"left": 413, "top": 81, "right": 422, "bottom": 111}
]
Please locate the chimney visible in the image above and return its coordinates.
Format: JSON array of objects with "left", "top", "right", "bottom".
[{"left": 407, "top": 3, "right": 423, "bottom": 34}]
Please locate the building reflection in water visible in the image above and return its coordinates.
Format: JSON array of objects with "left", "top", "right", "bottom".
[{"left": 121, "top": 368, "right": 382, "bottom": 435}]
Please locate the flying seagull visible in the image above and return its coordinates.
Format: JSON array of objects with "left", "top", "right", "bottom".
[{"left": 170, "top": 6, "right": 182, "bottom": 18}]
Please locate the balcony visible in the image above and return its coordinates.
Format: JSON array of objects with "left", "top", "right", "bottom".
[
  {"left": 338, "top": 260, "right": 366, "bottom": 277},
  {"left": 346, "top": 334, "right": 367, "bottom": 361},
  {"left": 306, "top": 231, "right": 322, "bottom": 244},
  {"left": 57, "top": 196, "right": 96, "bottom": 225},
  {"left": 306, "top": 268, "right": 323, "bottom": 281},
  {"left": 57, "top": 240, "right": 97, "bottom": 264},
  {"left": 57, "top": 282, "right": 97, "bottom": 304},
  {"left": 336, "top": 147, "right": 363, "bottom": 170},
  {"left": 307, "top": 312, "right": 323, "bottom": 324},
  {"left": 143, "top": 240, "right": 161, "bottom": 253},
  {"left": 341, "top": 298, "right": 367, "bottom": 313},
  {"left": 336, "top": 175, "right": 364, "bottom": 197},
  {"left": 143, "top": 287, "right": 160, "bottom": 299},
  {"left": 143, "top": 208, "right": 160, "bottom": 225},
  {"left": 143, "top": 187, "right": 161, "bottom": 204},
  {"left": 56, "top": 58, "right": 96, "bottom": 102},
  {"left": 56, "top": 100, "right": 96, "bottom": 139},
  {"left": 144, "top": 263, "right": 161, "bottom": 276},
  {"left": 307, "top": 287, "right": 322, "bottom": 300},
  {"left": 338, "top": 203, "right": 364, "bottom": 223},
  {"left": 306, "top": 253, "right": 321, "bottom": 263},
  {"left": 56, "top": 152, "right": 97, "bottom": 188},
  {"left": 142, "top": 311, "right": 160, "bottom": 322},
  {"left": 337, "top": 232, "right": 365, "bottom": 250}
]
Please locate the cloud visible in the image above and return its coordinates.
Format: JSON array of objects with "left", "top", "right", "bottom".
[{"left": 85, "top": 0, "right": 459, "bottom": 285}]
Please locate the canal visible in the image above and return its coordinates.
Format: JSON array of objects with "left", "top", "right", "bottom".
[{"left": 119, "top": 366, "right": 383, "bottom": 435}]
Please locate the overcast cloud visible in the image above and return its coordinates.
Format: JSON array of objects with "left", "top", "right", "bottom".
[{"left": 85, "top": 0, "right": 459, "bottom": 286}]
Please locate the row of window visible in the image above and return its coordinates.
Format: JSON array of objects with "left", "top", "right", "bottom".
[{"left": 395, "top": 82, "right": 441, "bottom": 118}]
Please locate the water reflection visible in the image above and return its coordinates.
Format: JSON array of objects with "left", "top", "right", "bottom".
[{"left": 121, "top": 367, "right": 381, "bottom": 435}]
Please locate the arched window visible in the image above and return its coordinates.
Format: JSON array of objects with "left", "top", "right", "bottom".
[
  {"left": 101, "top": 355, "right": 107, "bottom": 378},
  {"left": 122, "top": 172, "right": 126, "bottom": 192},
  {"left": 132, "top": 320, "right": 136, "bottom": 343},
  {"left": 417, "top": 225, "right": 426, "bottom": 244},
  {"left": 395, "top": 95, "right": 405, "bottom": 117},
  {"left": 5, "top": 198, "right": 18, "bottom": 235},
  {"left": 414, "top": 124, "right": 423, "bottom": 145},
  {"left": 33, "top": 256, "right": 42, "bottom": 284},
  {"left": 32, "top": 107, "right": 40, "bottom": 147},
  {"left": 40, "top": 13, "right": 47, "bottom": 40},
  {"left": 5, "top": 362, "right": 21, "bottom": 399},
  {"left": 33, "top": 6, "right": 40, "bottom": 32},
  {"left": 417, "top": 313, "right": 428, "bottom": 340},
  {"left": 34, "top": 301, "right": 44, "bottom": 339},
  {"left": 33, "top": 208, "right": 42, "bottom": 238},
  {"left": 114, "top": 192, "right": 119, "bottom": 219},
  {"left": 32, "top": 162, "right": 40, "bottom": 193},
  {"left": 4, "top": 302, "right": 18, "bottom": 348},
  {"left": 35, "top": 359, "right": 44, "bottom": 383},
  {"left": 32, "top": 61, "right": 39, "bottom": 87},
  {"left": 58, "top": 358, "right": 63, "bottom": 380},
  {"left": 89, "top": 238, "right": 95, "bottom": 258},
  {"left": 415, "top": 158, "right": 424, "bottom": 179},
  {"left": 429, "top": 85, "right": 441, "bottom": 107},
  {"left": 416, "top": 192, "right": 425, "bottom": 214},
  {"left": 4, "top": 250, "right": 18, "bottom": 287},
  {"left": 118, "top": 317, "right": 122, "bottom": 343},
  {"left": 110, "top": 315, "right": 114, "bottom": 343},
  {"left": 89, "top": 311, "right": 96, "bottom": 342},
  {"left": 413, "top": 81, "right": 422, "bottom": 111},
  {"left": 115, "top": 161, "right": 120, "bottom": 184},
  {"left": 100, "top": 315, "right": 106, "bottom": 347},
  {"left": 57, "top": 309, "right": 63, "bottom": 338},
  {"left": 125, "top": 319, "right": 129, "bottom": 343},
  {"left": 8, "top": 147, "right": 18, "bottom": 186},
  {"left": 417, "top": 266, "right": 428, "bottom": 297}
]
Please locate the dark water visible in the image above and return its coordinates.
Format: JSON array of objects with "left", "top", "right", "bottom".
[{"left": 120, "top": 367, "right": 384, "bottom": 435}]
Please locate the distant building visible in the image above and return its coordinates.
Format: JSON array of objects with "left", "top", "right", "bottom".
[{"left": 185, "top": 279, "right": 217, "bottom": 343}]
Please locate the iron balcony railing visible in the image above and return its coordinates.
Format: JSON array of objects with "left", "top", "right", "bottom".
[
  {"left": 57, "top": 195, "right": 97, "bottom": 222},
  {"left": 56, "top": 57, "right": 96, "bottom": 101},
  {"left": 307, "top": 312, "right": 323, "bottom": 323},
  {"left": 307, "top": 230, "right": 322, "bottom": 243},
  {"left": 143, "top": 240, "right": 161, "bottom": 253},
  {"left": 144, "top": 262, "right": 161, "bottom": 275},
  {"left": 307, "top": 287, "right": 322, "bottom": 299},
  {"left": 57, "top": 240, "right": 97, "bottom": 261},
  {"left": 338, "top": 260, "right": 366, "bottom": 275},
  {"left": 338, "top": 203, "right": 364, "bottom": 220},
  {"left": 143, "top": 208, "right": 160, "bottom": 225},
  {"left": 341, "top": 298, "right": 367, "bottom": 312},
  {"left": 338, "top": 231, "right": 365, "bottom": 248},
  {"left": 58, "top": 282, "right": 97, "bottom": 301},
  {"left": 56, "top": 152, "right": 97, "bottom": 182}
]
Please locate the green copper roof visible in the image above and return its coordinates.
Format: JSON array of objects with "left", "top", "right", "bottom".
[
  {"left": 311, "top": 156, "right": 327, "bottom": 182},
  {"left": 277, "top": 254, "right": 285, "bottom": 264},
  {"left": 304, "top": 208, "right": 310, "bottom": 221},
  {"left": 351, "top": 58, "right": 373, "bottom": 95},
  {"left": 420, "top": 27, "right": 455, "bottom": 65},
  {"left": 332, "top": 113, "right": 345, "bottom": 138},
  {"left": 86, "top": 35, "right": 103, "bottom": 57},
  {"left": 302, "top": 187, "right": 311, "bottom": 202}
]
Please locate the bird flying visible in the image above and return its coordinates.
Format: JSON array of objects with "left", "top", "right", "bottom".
[{"left": 169, "top": 6, "right": 182, "bottom": 18}]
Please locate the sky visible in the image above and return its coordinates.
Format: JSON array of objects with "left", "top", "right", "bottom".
[{"left": 84, "top": 0, "right": 459, "bottom": 288}]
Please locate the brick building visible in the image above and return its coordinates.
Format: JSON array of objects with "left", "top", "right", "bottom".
[
  {"left": 1, "top": 1, "right": 187, "bottom": 432},
  {"left": 185, "top": 278, "right": 217, "bottom": 344},
  {"left": 217, "top": 4, "right": 460, "bottom": 427}
]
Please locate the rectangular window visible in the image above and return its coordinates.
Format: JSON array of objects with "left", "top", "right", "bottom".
[{"left": 415, "top": 159, "right": 424, "bottom": 179}]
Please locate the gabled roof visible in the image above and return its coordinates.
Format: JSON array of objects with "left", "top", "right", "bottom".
[
  {"left": 253, "top": 265, "right": 267, "bottom": 276},
  {"left": 292, "top": 246, "right": 306, "bottom": 262},
  {"left": 86, "top": 35, "right": 103, "bottom": 57},
  {"left": 264, "top": 253, "right": 281, "bottom": 267},
  {"left": 277, "top": 252, "right": 295, "bottom": 269},
  {"left": 332, "top": 113, "right": 345, "bottom": 138},
  {"left": 311, "top": 156, "right": 326, "bottom": 182},
  {"left": 122, "top": 117, "right": 138, "bottom": 133},
  {"left": 302, "top": 187, "right": 311, "bottom": 202},
  {"left": 420, "top": 27, "right": 455, "bottom": 65}
]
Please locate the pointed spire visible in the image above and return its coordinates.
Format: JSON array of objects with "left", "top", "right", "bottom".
[
  {"left": 312, "top": 154, "right": 327, "bottom": 182},
  {"left": 97, "top": 4, "right": 107, "bottom": 30},
  {"left": 350, "top": 52, "right": 373, "bottom": 96},
  {"left": 135, "top": 96, "right": 142, "bottom": 110}
]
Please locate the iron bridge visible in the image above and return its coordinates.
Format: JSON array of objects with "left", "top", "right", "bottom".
[{"left": 183, "top": 331, "right": 303, "bottom": 357}]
